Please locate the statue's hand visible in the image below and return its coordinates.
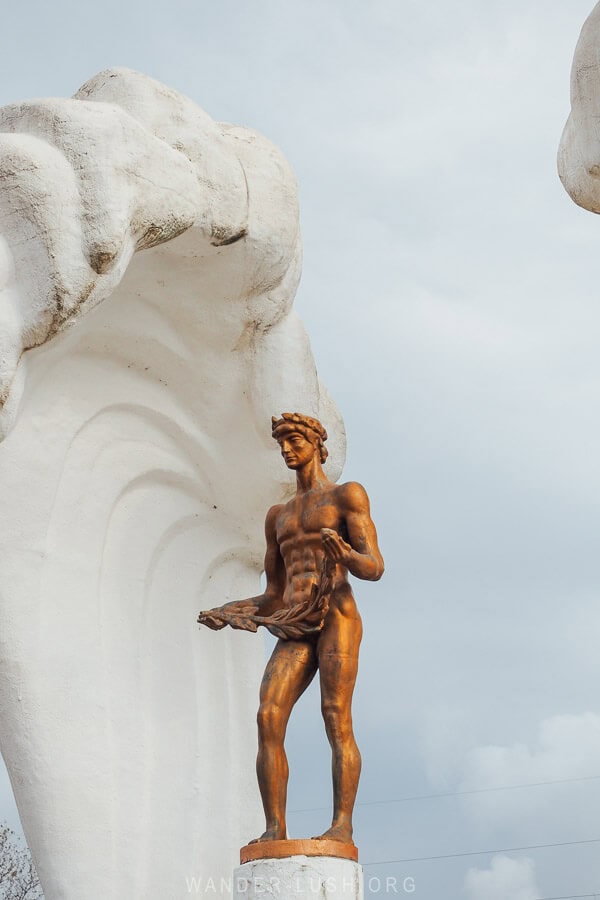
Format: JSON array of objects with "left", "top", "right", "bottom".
[
  {"left": 197, "top": 609, "right": 228, "bottom": 630},
  {"left": 197, "top": 605, "right": 260, "bottom": 633},
  {"left": 320, "top": 528, "right": 353, "bottom": 566}
]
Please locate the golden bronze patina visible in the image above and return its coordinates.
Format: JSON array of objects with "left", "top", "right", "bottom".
[
  {"left": 197, "top": 413, "right": 384, "bottom": 846},
  {"left": 240, "top": 837, "right": 359, "bottom": 864}
]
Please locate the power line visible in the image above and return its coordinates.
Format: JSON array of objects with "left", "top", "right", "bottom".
[
  {"left": 534, "top": 893, "right": 600, "bottom": 900},
  {"left": 289, "top": 773, "right": 600, "bottom": 814},
  {"left": 361, "top": 836, "right": 600, "bottom": 867}
]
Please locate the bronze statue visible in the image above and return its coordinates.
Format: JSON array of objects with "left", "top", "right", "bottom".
[{"left": 197, "top": 413, "right": 384, "bottom": 847}]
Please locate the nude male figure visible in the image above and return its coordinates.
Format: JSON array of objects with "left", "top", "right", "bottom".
[{"left": 197, "top": 413, "right": 384, "bottom": 845}]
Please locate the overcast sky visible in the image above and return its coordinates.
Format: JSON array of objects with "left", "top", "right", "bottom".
[{"left": 2, "top": 2, "right": 600, "bottom": 898}]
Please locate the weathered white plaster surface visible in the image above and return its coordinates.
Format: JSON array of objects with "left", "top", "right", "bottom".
[
  {"left": 558, "top": 2, "right": 600, "bottom": 211},
  {"left": 234, "top": 856, "right": 364, "bottom": 900},
  {"left": 0, "top": 69, "right": 345, "bottom": 899}
]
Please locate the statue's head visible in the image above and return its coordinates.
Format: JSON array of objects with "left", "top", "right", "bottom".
[{"left": 271, "top": 412, "right": 328, "bottom": 469}]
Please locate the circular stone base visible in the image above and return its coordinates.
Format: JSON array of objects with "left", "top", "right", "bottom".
[
  {"left": 240, "top": 838, "right": 358, "bottom": 864},
  {"left": 234, "top": 855, "right": 363, "bottom": 899}
]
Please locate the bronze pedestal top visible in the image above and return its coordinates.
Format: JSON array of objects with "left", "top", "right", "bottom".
[{"left": 240, "top": 838, "right": 358, "bottom": 864}]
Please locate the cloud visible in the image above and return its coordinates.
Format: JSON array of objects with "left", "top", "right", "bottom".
[
  {"left": 464, "top": 712, "right": 600, "bottom": 784},
  {"left": 464, "top": 855, "right": 539, "bottom": 900},
  {"left": 459, "top": 713, "right": 600, "bottom": 836}
]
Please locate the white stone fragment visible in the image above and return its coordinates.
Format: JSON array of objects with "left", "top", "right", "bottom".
[
  {"left": 558, "top": 2, "right": 600, "bottom": 212},
  {"left": 0, "top": 69, "right": 345, "bottom": 899}
]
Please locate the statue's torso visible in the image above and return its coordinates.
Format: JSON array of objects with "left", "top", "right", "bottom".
[{"left": 275, "top": 486, "right": 357, "bottom": 617}]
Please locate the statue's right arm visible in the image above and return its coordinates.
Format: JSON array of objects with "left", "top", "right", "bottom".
[{"left": 197, "top": 505, "right": 285, "bottom": 625}]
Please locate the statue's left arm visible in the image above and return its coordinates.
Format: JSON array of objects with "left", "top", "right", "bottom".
[{"left": 321, "top": 482, "right": 384, "bottom": 581}]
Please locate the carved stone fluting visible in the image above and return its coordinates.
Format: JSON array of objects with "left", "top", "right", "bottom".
[{"left": 0, "top": 69, "right": 344, "bottom": 899}]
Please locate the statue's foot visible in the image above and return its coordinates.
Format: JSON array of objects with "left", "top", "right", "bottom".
[
  {"left": 312, "top": 823, "right": 354, "bottom": 844},
  {"left": 248, "top": 828, "right": 286, "bottom": 844}
]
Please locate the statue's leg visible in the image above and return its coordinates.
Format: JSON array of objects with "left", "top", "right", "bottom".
[
  {"left": 253, "top": 638, "right": 317, "bottom": 843},
  {"left": 313, "top": 610, "right": 362, "bottom": 843}
]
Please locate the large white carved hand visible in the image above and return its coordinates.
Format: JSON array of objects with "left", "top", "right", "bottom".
[{"left": 0, "top": 69, "right": 344, "bottom": 899}]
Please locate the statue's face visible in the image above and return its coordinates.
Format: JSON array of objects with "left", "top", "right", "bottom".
[{"left": 276, "top": 430, "right": 317, "bottom": 469}]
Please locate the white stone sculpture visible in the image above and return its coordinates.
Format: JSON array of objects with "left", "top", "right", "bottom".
[
  {"left": 558, "top": 2, "right": 600, "bottom": 211},
  {"left": 0, "top": 68, "right": 344, "bottom": 899}
]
